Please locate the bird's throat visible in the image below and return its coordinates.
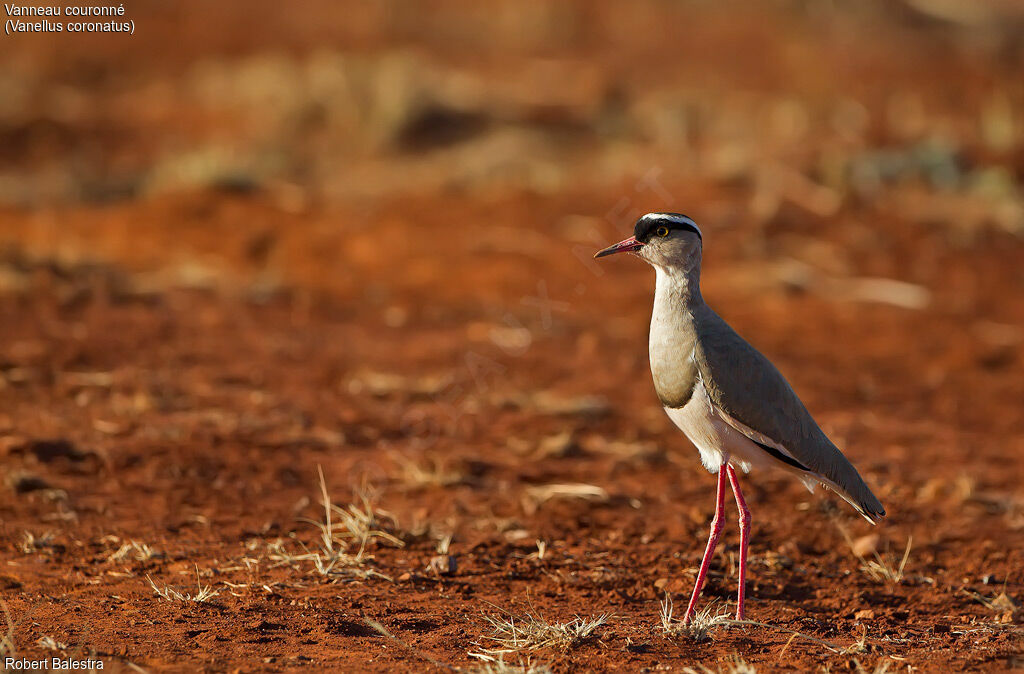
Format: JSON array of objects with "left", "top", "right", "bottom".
[{"left": 649, "top": 267, "right": 702, "bottom": 408}]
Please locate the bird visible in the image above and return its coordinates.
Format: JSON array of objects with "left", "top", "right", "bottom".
[{"left": 595, "top": 212, "right": 884, "bottom": 624}]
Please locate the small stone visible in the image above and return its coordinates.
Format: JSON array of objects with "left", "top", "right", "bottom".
[
  {"left": 535, "top": 432, "right": 579, "bottom": 458},
  {"left": 503, "top": 529, "right": 531, "bottom": 542},
  {"left": 397, "top": 572, "right": 412, "bottom": 582},
  {"left": 653, "top": 577, "right": 686, "bottom": 593},
  {"left": 854, "top": 609, "right": 875, "bottom": 620},
  {"left": 851, "top": 534, "right": 879, "bottom": 558}
]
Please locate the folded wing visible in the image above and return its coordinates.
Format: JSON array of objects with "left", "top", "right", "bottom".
[{"left": 693, "top": 304, "right": 885, "bottom": 521}]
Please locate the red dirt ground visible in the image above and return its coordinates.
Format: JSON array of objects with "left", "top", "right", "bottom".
[{"left": 1, "top": 2, "right": 1023, "bottom": 672}]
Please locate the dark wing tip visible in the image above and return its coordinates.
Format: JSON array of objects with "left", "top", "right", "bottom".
[{"left": 858, "top": 502, "right": 886, "bottom": 524}]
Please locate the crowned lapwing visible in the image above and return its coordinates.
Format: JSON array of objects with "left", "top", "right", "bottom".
[{"left": 596, "top": 213, "right": 885, "bottom": 623}]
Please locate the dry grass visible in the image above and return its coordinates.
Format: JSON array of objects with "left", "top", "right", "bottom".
[
  {"left": 838, "top": 625, "right": 870, "bottom": 656},
  {"left": 360, "top": 617, "right": 453, "bottom": 671},
  {"left": 522, "top": 483, "right": 609, "bottom": 514},
  {"left": 467, "top": 654, "right": 554, "bottom": 674},
  {"left": 268, "top": 467, "right": 401, "bottom": 581},
  {"left": 663, "top": 598, "right": 852, "bottom": 656},
  {"left": 147, "top": 567, "right": 219, "bottom": 603},
  {"left": 391, "top": 453, "right": 465, "bottom": 489},
  {"left": 0, "top": 599, "right": 14, "bottom": 658},
  {"left": 525, "top": 483, "right": 608, "bottom": 505},
  {"left": 107, "top": 540, "right": 159, "bottom": 563},
  {"left": 839, "top": 528, "right": 913, "bottom": 585},
  {"left": 266, "top": 537, "right": 391, "bottom": 581},
  {"left": 36, "top": 635, "right": 68, "bottom": 651},
  {"left": 364, "top": 615, "right": 557, "bottom": 673},
  {"left": 659, "top": 594, "right": 732, "bottom": 643},
  {"left": 857, "top": 537, "right": 912, "bottom": 584},
  {"left": 19, "top": 530, "right": 56, "bottom": 554},
  {"left": 961, "top": 587, "right": 1020, "bottom": 622},
  {"left": 315, "top": 467, "right": 404, "bottom": 550},
  {"left": 476, "top": 606, "right": 608, "bottom": 653},
  {"left": 435, "top": 533, "right": 453, "bottom": 555},
  {"left": 683, "top": 654, "right": 758, "bottom": 674},
  {"left": 852, "top": 659, "right": 894, "bottom": 674}
]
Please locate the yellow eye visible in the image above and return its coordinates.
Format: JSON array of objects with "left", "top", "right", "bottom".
[{"left": 656, "top": 226, "right": 670, "bottom": 237}]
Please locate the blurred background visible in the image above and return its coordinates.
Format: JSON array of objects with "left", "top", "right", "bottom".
[
  {"left": 1, "top": 1, "right": 1022, "bottom": 671},
  {"left": 4, "top": 1, "right": 1023, "bottom": 212},
  {"left": 3, "top": 1, "right": 1024, "bottom": 312}
]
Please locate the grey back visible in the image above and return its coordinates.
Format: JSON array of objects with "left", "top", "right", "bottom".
[{"left": 693, "top": 303, "right": 885, "bottom": 519}]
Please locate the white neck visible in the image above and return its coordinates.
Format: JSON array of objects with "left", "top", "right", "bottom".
[
  {"left": 649, "top": 264, "right": 703, "bottom": 407},
  {"left": 653, "top": 261, "right": 702, "bottom": 308}
]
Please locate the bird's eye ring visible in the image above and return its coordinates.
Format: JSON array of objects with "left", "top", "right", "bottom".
[{"left": 656, "top": 226, "right": 670, "bottom": 237}]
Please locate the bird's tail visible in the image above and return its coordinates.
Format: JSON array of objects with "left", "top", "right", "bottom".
[{"left": 805, "top": 455, "right": 886, "bottom": 524}]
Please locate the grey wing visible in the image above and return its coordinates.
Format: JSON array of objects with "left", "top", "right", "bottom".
[{"left": 693, "top": 305, "right": 885, "bottom": 520}]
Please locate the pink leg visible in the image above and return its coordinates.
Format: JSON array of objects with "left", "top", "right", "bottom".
[
  {"left": 725, "top": 464, "right": 751, "bottom": 620},
  {"left": 683, "top": 467, "right": 728, "bottom": 624}
]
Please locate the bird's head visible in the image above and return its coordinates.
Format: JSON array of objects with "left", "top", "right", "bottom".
[{"left": 594, "top": 213, "right": 702, "bottom": 271}]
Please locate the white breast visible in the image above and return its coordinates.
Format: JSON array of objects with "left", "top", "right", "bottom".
[{"left": 664, "top": 377, "right": 782, "bottom": 475}]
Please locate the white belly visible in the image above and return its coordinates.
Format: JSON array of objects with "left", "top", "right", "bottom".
[{"left": 664, "top": 378, "right": 780, "bottom": 475}]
